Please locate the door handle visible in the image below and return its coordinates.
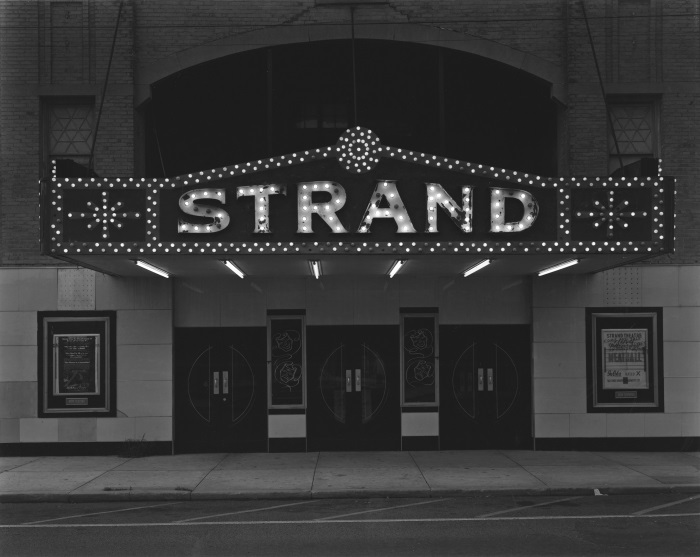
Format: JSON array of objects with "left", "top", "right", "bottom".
[
  {"left": 213, "top": 371, "right": 220, "bottom": 395},
  {"left": 346, "top": 369, "right": 352, "bottom": 393},
  {"left": 355, "top": 369, "right": 361, "bottom": 392},
  {"left": 477, "top": 368, "right": 484, "bottom": 391},
  {"left": 487, "top": 368, "right": 494, "bottom": 391},
  {"left": 222, "top": 371, "right": 229, "bottom": 394}
]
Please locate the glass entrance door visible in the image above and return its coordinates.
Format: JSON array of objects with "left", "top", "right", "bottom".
[
  {"left": 174, "top": 328, "right": 267, "bottom": 453},
  {"left": 439, "top": 325, "right": 532, "bottom": 449},
  {"left": 307, "top": 325, "right": 400, "bottom": 450}
]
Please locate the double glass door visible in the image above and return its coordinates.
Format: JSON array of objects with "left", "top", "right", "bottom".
[
  {"left": 174, "top": 328, "right": 267, "bottom": 453},
  {"left": 307, "top": 325, "right": 400, "bottom": 451},
  {"left": 439, "top": 325, "right": 532, "bottom": 449}
]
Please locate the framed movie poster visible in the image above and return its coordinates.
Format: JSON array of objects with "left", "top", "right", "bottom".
[
  {"left": 586, "top": 308, "right": 663, "bottom": 412},
  {"left": 38, "top": 311, "right": 116, "bottom": 417},
  {"left": 267, "top": 312, "right": 306, "bottom": 408},
  {"left": 400, "top": 310, "right": 438, "bottom": 406}
]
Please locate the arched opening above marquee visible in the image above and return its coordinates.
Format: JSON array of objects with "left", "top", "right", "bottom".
[
  {"left": 144, "top": 39, "right": 559, "bottom": 178},
  {"left": 135, "top": 23, "right": 565, "bottom": 106}
]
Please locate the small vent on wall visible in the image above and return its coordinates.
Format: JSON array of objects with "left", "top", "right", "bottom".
[
  {"left": 58, "top": 269, "right": 96, "bottom": 310},
  {"left": 604, "top": 267, "right": 641, "bottom": 306}
]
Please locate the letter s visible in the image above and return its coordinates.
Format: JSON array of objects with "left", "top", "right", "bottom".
[{"left": 178, "top": 189, "right": 230, "bottom": 234}]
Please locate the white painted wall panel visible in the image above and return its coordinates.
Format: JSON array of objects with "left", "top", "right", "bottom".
[
  {"left": 268, "top": 414, "right": 306, "bottom": 438},
  {"left": 534, "top": 414, "right": 569, "bottom": 437},
  {"left": 0, "top": 346, "right": 36, "bottom": 382},
  {"left": 401, "top": 412, "right": 439, "bottom": 436},
  {"left": 641, "top": 266, "right": 679, "bottom": 307},
  {"left": 532, "top": 307, "right": 584, "bottom": 343},
  {"left": 644, "top": 413, "right": 683, "bottom": 437},
  {"left": 533, "top": 378, "right": 586, "bottom": 414},
  {"left": 134, "top": 417, "right": 172, "bottom": 441},
  {"left": 664, "top": 307, "right": 700, "bottom": 342},
  {"left": 532, "top": 342, "right": 585, "bottom": 378},
  {"left": 118, "top": 344, "right": 173, "bottom": 382},
  {"left": 96, "top": 417, "right": 135, "bottom": 442},
  {"left": 606, "top": 414, "right": 645, "bottom": 437},
  {"left": 0, "top": 312, "right": 37, "bottom": 346},
  {"left": 569, "top": 413, "right": 606, "bottom": 438},
  {"left": 20, "top": 418, "right": 58, "bottom": 442},
  {"left": 117, "top": 381, "right": 172, "bottom": 417},
  {"left": 118, "top": 310, "right": 173, "bottom": 345}
]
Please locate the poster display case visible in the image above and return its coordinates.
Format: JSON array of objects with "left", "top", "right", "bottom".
[
  {"left": 586, "top": 308, "right": 663, "bottom": 412},
  {"left": 38, "top": 312, "right": 116, "bottom": 417}
]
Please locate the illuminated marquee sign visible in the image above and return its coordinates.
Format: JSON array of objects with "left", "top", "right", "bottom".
[
  {"left": 176, "top": 181, "right": 536, "bottom": 236},
  {"left": 42, "top": 127, "right": 674, "bottom": 257}
]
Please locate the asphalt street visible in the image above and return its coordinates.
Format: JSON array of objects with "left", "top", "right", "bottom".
[{"left": 1, "top": 493, "right": 699, "bottom": 556}]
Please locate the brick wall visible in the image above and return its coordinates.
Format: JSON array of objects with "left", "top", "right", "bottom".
[{"left": 0, "top": 0, "right": 134, "bottom": 266}]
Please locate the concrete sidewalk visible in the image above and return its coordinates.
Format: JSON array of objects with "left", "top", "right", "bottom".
[{"left": 1, "top": 451, "right": 699, "bottom": 503}]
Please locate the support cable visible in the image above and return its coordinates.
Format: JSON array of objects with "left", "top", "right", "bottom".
[
  {"left": 350, "top": 6, "right": 358, "bottom": 127},
  {"left": 89, "top": 0, "right": 123, "bottom": 174},
  {"left": 581, "top": 1, "right": 625, "bottom": 176}
]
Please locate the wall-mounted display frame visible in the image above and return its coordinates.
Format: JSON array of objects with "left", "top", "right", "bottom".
[
  {"left": 586, "top": 307, "right": 663, "bottom": 412},
  {"left": 38, "top": 311, "right": 116, "bottom": 417},
  {"left": 267, "top": 311, "right": 306, "bottom": 409},
  {"left": 400, "top": 308, "right": 439, "bottom": 407}
]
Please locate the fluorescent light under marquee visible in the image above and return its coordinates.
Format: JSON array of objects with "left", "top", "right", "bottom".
[
  {"left": 309, "top": 260, "right": 322, "bottom": 279},
  {"left": 463, "top": 259, "right": 491, "bottom": 277},
  {"left": 538, "top": 259, "right": 580, "bottom": 276},
  {"left": 388, "top": 260, "right": 406, "bottom": 278},
  {"left": 222, "top": 260, "right": 245, "bottom": 278},
  {"left": 134, "top": 260, "right": 170, "bottom": 278}
]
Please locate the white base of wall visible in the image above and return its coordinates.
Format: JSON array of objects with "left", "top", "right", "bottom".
[
  {"left": 268, "top": 414, "right": 306, "bottom": 438},
  {"left": 401, "top": 412, "right": 439, "bottom": 437}
]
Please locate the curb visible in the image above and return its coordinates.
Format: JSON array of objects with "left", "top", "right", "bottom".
[{"left": 3, "top": 484, "right": 700, "bottom": 503}]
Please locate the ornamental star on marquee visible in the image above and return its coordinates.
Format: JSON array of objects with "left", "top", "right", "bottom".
[
  {"left": 575, "top": 191, "right": 647, "bottom": 238},
  {"left": 67, "top": 191, "right": 142, "bottom": 239}
]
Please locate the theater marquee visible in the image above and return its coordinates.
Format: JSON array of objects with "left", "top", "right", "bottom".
[{"left": 41, "top": 127, "right": 674, "bottom": 260}]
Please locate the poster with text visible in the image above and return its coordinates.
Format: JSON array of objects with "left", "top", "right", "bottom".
[
  {"left": 54, "top": 334, "right": 100, "bottom": 395},
  {"left": 601, "top": 329, "right": 648, "bottom": 390}
]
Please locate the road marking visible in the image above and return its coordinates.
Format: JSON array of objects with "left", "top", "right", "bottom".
[
  {"left": 478, "top": 496, "right": 584, "bottom": 517},
  {"left": 3, "top": 512, "right": 699, "bottom": 528},
  {"left": 174, "top": 500, "right": 319, "bottom": 522},
  {"left": 315, "top": 498, "right": 450, "bottom": 521},
  {"left": 632, "top": 494, "right": 700, "bottom": 516},
  {"left": 21, "top": 502, "right": 183, "bottom": 525}
]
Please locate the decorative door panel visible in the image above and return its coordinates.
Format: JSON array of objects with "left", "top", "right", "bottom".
[
  {"left": 439, "top": 325, "right": 531, "bottom": 449},
  {"left": 174, "top": 328, "right": 267, "bottom": 453},
  {"left": 307, "top": 325, "right": 400, "bottom": 451}
]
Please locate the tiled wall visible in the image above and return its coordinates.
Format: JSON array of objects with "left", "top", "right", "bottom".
[
  {"left": 0, "top": 268, "right": 173, "bottom": 446},
  {"left": 533, "top": 265, "right": 700, "bottom": 439}
]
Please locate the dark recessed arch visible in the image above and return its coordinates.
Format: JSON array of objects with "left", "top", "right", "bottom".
[
  {"left": 136, "top": 23, "right": 565, "bottom": 105},
  {"left": 144, "top": 38, "right": 558, "bottom": 177}
]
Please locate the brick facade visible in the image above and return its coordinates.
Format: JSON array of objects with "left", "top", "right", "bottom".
[{"left": 1, "top": 0, "right": 697, "bottom": 265}]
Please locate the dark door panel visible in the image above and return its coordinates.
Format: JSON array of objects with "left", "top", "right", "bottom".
[
  {"left": 174, "top": 328, "right": 267, "bottom": 453},
  {"left": 440, "top": 325, "right": 531, "bottom": 449},
  {"left": 307, "top": 325, "right": 400, "bottom": 451}
]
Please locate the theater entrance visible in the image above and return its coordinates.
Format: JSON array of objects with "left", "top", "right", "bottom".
[
  {"left": 439, "top": 325, "right": 532, "bottom": 449},
  {"left": 307, "top": 325, "right": 400, "bottom": 451},
  {"left": 174, "top": 328, "right": 267, "bottom": 453}
]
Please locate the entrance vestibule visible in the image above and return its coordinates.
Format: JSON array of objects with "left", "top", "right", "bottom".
[{"left": 173, "top": 319, "right": 532, "bottom": 453}]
